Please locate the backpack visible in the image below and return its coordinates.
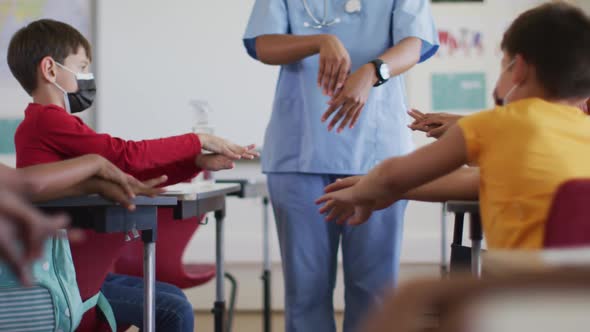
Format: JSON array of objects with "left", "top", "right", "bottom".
[{"left": 0, "top": 230, "right": 116, "bottom": 332}]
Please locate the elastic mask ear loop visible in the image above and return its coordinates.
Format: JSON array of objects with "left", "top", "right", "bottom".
[
  {"left": 502, "top": 84, "right": 519, "bottom": 106},
  {"left": 52, "top": 76, "right": 72, "bottom": 114},
  {"left": 500, "top": 59, "right": 518, "bottom": 106}
]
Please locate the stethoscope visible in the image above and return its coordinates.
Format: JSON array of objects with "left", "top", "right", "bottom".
[{"left": 301, "top": 0, "right": 362, "bottom": 29}]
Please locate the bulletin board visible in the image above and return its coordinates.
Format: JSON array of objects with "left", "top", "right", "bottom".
[
  {"left": 406, "top": 0, "right": 546, "bottom": 115},
  {"left": 431, "top": 72, "right": 486, "bottom": 111}
]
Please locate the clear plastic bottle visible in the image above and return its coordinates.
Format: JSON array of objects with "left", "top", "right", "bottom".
[{"left": 190, "top": 100, "right": 215, "bottom": 186}]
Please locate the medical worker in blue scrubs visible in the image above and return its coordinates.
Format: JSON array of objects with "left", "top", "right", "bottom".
[{"left": 243, "top": 1, "right": 438, "bottom": 331}]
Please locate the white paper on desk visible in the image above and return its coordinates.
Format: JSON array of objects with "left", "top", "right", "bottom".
[{"left": 164, "top": 182, "right": 215, "bottom": 194}]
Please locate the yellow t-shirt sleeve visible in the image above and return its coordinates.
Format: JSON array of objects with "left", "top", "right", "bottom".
[{"left": 457, "top": 110, "right": 498, "bottom": 164}]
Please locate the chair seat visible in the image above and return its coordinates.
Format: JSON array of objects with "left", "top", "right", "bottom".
[{"left": 544, "top": 179, "right": 590, "bottom": 248}]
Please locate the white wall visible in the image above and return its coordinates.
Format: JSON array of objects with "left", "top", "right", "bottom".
[{"left": 95, "top": 0, "right": 277, "bottom": 147}]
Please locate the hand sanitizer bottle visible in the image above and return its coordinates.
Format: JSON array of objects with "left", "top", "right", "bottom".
[{"left": 190, "top": 100, "right": 214, "bottom": 186}]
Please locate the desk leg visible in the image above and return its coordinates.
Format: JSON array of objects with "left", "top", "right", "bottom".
[
  {"left": 450, "top": 212, "right": 465, "bottom": 274},
  {"left": 440, "top": 203, "right": 448, "bottom": 276},
  {"left": 142, "top": 230, "right": 157, "bottom": 332},
  {"left": 262, "top": 197, "right": 272, "bottom": 332},
  {"left": 214, "top": 209, "right": 226, "bottom": 332},
  {"left": 469, "top": 213, "right": 483, "bottom": 278}
]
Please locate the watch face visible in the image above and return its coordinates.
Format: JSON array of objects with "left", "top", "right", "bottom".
[{"left": 380, "top": 64, "right": 391, "bottom": 80}]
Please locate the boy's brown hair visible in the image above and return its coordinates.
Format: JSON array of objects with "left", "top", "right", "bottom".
[
  {"left": 501, "top": 2, "right": 590, "bottom": 100},
  {"left": 7, "top": 19, "right": 92, "bottom": 96}
]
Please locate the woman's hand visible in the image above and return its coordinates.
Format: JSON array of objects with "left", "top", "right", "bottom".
[
  {"left": 318, "top": 35, "right": 351, "bottom": 97},
  {"left": 322, "top": 64, "right": 376, "bottom": 133}
]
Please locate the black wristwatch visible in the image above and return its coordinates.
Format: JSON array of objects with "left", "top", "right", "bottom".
[{"left": 370, "top": 59, "right": 391, "bottom": 87}]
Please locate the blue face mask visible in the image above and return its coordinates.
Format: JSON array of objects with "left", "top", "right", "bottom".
[
  {"left": 493, "top": 59, "right": 518, "bottom": 106},
  {"left": 52, "top": 62, "right": 96, "bottom": 114}
]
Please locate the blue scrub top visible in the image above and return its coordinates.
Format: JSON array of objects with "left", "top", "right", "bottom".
[{"left": 244, "top": 0, "right": 439, "bottom": 175}]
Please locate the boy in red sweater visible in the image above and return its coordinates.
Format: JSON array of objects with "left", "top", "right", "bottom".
[{"left": 8, "top": 19, "right": 257, "bottom": 331}]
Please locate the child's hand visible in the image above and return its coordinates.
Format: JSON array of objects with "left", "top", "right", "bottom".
[
  {"left": 0, "top": 164, "right": 31, "bottom": 194},
  {"left": 197, "top": 134, "right": 259, "bottom": 160},
  {"left": 408, "top": 109, "right": 463, "bottom": 139},
  {"left": 0, "top": 189, "right": 70, "bottom": 286},
  {"left": 89, "top": 175, "right": 168, "bottom": 211},
  {"left": 195, "top": 154, "right": 235, "bottom": 171},
  {"left": 92, "top": 179, "right": 135, "bottom": 210},
  {"left": 324, "top": 176, "right": 363, "bottom": 193},
  {"left": 127, "top": 175, "right": 168, "bottom": 198},
  {"left": 316, "top": 185, "right": 376, "bottom": 226},
  {"left": 93, "top": 155, "right": 136, "bottom": 198},
  {"left": 316, "top": 197, "right": 374, "bottom": 226}
]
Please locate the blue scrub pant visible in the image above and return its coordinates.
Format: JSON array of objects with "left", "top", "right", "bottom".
[{"left": 267, "top": 173, "right": 406, "bottom": 332}]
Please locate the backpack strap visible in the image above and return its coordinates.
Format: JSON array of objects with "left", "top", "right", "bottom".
[{"left": 81, "top": 292, "right": 117, "bottom": 332}]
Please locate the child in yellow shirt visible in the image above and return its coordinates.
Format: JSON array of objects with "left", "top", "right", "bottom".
[{"left": 317, "top": 2, "right": 590, "bottom": 250}]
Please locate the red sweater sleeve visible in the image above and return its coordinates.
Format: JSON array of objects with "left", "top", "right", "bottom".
[{"left": 35, "top": 107, "right": 201, "bottom": 184}]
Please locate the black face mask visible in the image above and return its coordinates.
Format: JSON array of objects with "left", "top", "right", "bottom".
[
  {"left": 492, "top": 85, "right": 518, "bottom": 107},
  {"left": 66, "top": 77, "right": 96, "bottom": 114},
  {"left": 493, "top": 88, "right": 503, "bottom": 106},
  {"left": 54, "top": 62, "right": 96, "bottom": 114}
]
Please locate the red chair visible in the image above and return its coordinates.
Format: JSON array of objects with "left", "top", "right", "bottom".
[
  {"left": 544, "top": 179, "right": 590, "bottom": 248},
  {"left": 113, "top": 208, "right": 237, "bottom": 330},
  {"left": 71, "top": 231, "right": 128, "bottom": 331}
]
